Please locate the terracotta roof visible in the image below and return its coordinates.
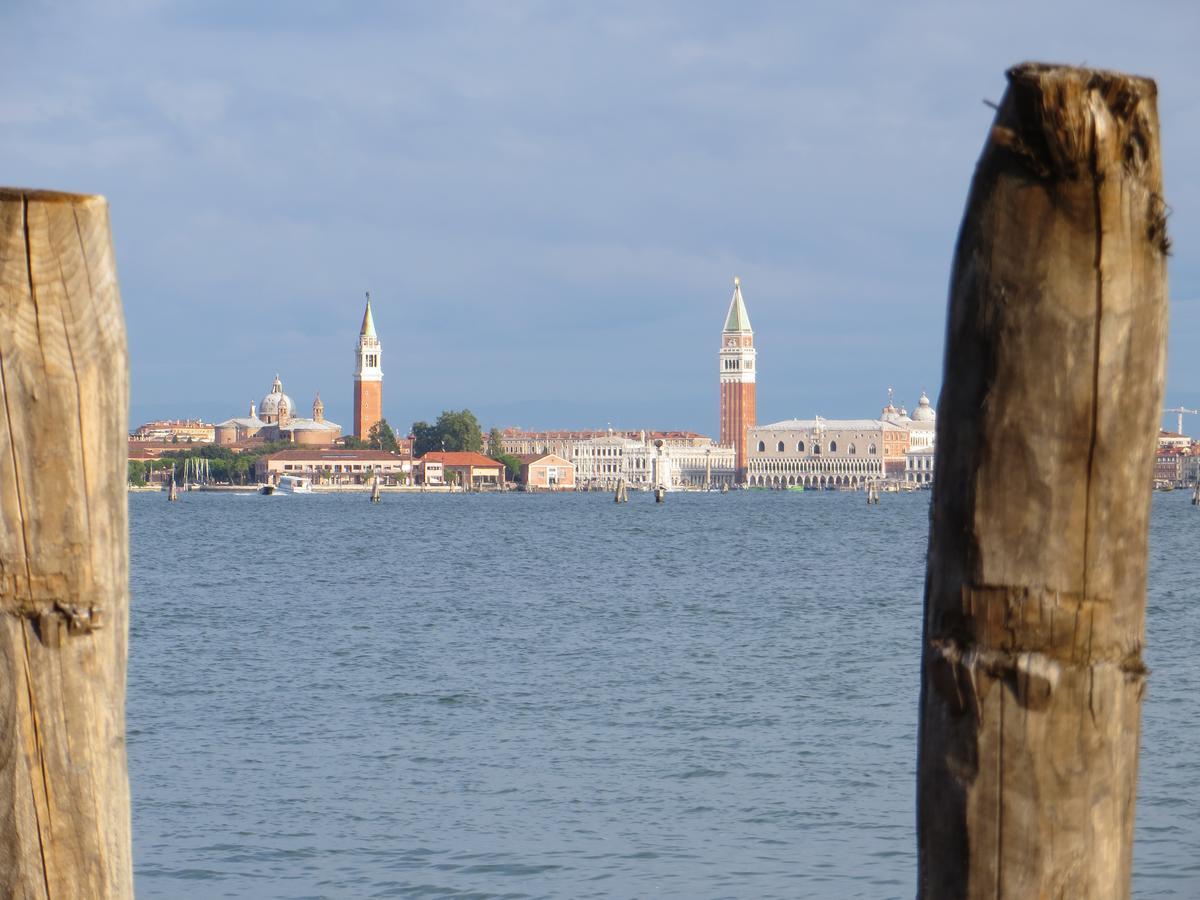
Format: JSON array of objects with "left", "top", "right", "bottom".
[
  {"left": 418, "top": 451, "right": 503, "bottom": 468},
  {"left": 262, "top": 449, "right": 406, "bottom": 462},
  {"left": 517, "top": 453, "right": 572, "bottom": 465},
  {"left": 501, "top": 428, "right": 708, "bottom": 441}
]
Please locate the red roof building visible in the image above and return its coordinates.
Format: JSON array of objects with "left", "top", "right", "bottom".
[
  {"left": 415, "top": 452, "right": 504, "bottom": 488},
  {"left": 255, "top": 448, "right": 411, "bottom": 485}
]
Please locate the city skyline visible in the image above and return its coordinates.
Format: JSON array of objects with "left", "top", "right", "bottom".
[{"left": 2, "top": 3, "right": 1196, "bottom": 434}]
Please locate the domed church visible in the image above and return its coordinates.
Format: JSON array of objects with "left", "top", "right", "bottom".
[
  {"left": 257, "top": 375, "right": 293, "bottom": 424},
  {"left": 214, "top": 374, "right": 342, "bottom": 446}
]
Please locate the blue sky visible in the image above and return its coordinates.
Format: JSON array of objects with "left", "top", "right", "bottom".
[{"left": 3, "top": 1, "right": 1198, "bottom": 435}]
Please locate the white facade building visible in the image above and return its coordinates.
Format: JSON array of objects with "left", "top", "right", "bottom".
[
  {"left": 572, "top": 434, "right": 735, "bottom": 489},
  {"left": 905, "top": 446, "right": 936, "bottom": 485},
  {"left": 746, "top": 419, "right": 903, "bottom": 488}
]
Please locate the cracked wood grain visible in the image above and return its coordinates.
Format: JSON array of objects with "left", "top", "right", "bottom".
[
  {"left": 0, "top": 187, "right": 131, "bottom": 898},
  {"left": 917, "top": 64, "right": 1168, "bottom": 899}
]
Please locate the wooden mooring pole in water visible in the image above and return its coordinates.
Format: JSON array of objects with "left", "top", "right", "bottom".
[
  {"left": 0, "top": 189, "right": 133, "bottom": 897},
  {"left": 918, "top": 65, "right": 1168, "bottom": 898}
]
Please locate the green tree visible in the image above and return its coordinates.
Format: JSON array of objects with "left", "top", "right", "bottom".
[
  {"left": 367, "top": 418, "right": 399, "bottom": 452},
  {"left": 494, "top": 452, "right": 522, "bottom": 482},
  {"left": 411, "top": 420, "right": 438, "bottom": 456},
  {"left": 436, "top": 409, "right": 482, "bottom": 453},
  {"left": 487, "top": 427, "right": 504, "bottom": 458},
  {"left": 411, "top": 411, "right": 483, "bottom": 456},
  {"left": 127, "top": 460, "right": 147, "bottom": 486}
]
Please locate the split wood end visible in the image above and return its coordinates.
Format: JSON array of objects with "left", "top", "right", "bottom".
[{"left": 0, "top": 187, "right": 108, "bottom": 206}]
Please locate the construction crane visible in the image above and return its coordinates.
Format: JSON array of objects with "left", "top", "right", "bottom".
[{"left": 1163, "top": 406, "right": 1199, "bottom": 436}]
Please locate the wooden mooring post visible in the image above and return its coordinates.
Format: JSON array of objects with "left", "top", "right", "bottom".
[
  {"left": 918, "top": 65, "right": 1168, "bottom": 898},
  {"left": 0, "top": 189, "right": 133, "bottom": 897}
]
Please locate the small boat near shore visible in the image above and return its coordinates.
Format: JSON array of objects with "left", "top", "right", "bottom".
[{"left": 277, "top": 475, "right": 313, "bottom": 494}]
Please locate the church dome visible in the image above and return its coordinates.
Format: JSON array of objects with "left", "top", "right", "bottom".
[
  {"left": 259, "top": 375, "right": 294, "bottom": 423},
  {"left": 912, "top": 391, "right": 936, "bottom": 422}
]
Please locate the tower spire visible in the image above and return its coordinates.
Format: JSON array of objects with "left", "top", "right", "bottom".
[
  {"left": 360, "top": 291, "right": 377, "bottom": 338},
  {"left": 724, "top": 276, "right": 753, "bottom": 333}
]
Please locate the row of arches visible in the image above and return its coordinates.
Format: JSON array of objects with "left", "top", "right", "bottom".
[
  {"left": 752, "top": 458, "right": 881, "bottom": 476},
  {"left": 749, "top": 474, "right": 871, "bottom": 488}
]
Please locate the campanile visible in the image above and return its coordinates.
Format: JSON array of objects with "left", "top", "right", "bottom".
[
  {"left": 353, "top": 292, "right": 383, "bottom": 440},
  {"left": 719, "top": 277, "right": 757, "bottom": 482}
]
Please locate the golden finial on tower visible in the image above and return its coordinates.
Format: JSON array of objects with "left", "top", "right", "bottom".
[{"left": 733, "top": 276, "right": 740, "bottom": 287}]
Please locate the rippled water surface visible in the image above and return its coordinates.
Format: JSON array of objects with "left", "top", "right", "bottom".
[{"left": 128, "top": 490, "right": 1200, "bottom": 898}]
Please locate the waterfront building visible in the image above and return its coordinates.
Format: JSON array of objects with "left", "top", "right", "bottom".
[
  {"left": 131, "top": 419, "right": 215, "bottom": 443},
  {"left": 1158, "top": 429, "right": 1191, "bottom": 450},
  {"left": 415, "top": 452, "right": 504, "bottom": 488},
  {"left": 664, "top": 443, "right": 736, "bottom": 488},
  {"left": 905, "top": 446, "right": 936, "bottom": 486},
  {"left": 415, "top": 457, "right": 443, "bottom": 486},
  {"left": 571, "top": 434, "right": 648, "bottom": 487},
  {"left": 214, "top": 377, "right": 342, "bottom": 446},
  {"left": 719, "top": 277, "right": 756, "bottom": 483},
  {"left": 1155, "top": 448, "right": 1186, "bottom": 486},
  {"left": 518, "top": 453, "right": 576, "bottom": 490},
  {"left": 499, "top": 428, "right": 713, "bottom": 460},
  {"left": 1182, "top": 447, "right": 1200, "bottom": 486},
  {"left": 255, "top": 448, "right": 410, "bottom": 485},
  {"left": 353, "top": 293, "right": 383, "bottom": 440},
  {"left": 746, "top": 418, "right": 909, "bottom": 488},
  {"left": 571, "top": 433, "right": 735, "bottom": 489}
]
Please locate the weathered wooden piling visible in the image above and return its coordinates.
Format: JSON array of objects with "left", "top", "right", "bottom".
[
  {"left": 614, "top": 478, "right": 628, "bottom": 503},
  {"left": 918, "top": 65, "right": 1168, "bottom": 898},
  {"left": 0, "top": 189, "right": 133, "bottom": 896}
]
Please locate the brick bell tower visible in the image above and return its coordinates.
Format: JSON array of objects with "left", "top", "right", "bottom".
[
  {"left": 353, "top": 291, "right": 383, "bottom": 440},
  {"left": 719, "top": 277, "right": 756, "bottom": 483}
]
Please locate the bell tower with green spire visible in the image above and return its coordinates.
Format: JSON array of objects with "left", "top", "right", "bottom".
[
  {"left": 353, "top": 291, "right": 383, "bottom": 440},
  {"left": 719, "top": 277, "right": 756, "bottom": 482}
]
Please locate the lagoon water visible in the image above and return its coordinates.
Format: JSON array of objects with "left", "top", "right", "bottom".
[{"left": 129, "top": 490, "right": 1200, "bottom": 898}]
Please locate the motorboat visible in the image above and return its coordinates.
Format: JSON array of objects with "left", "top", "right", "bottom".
[{"left": 276, "top": 475, "right": 313, "bottom": 494}]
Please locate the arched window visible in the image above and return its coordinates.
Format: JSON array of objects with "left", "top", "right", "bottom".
[
  {"left": 777, "top": 440, "right": 785, "bottom": 452},
  {"left": 848, "top": 443, "right": 857, "bottom": 455},
  {"left": 757, "top": 440, "right": 766, "bottom": 452},
  {"left": 829, "top": 440, "right": 838, "bottom": 452},
  {"left": 797, "top": 440, "right": 805, "bottom": 452},
  {"left": 868, "top": 443, "right": 877, "bottom": 455},
  {"left": 813, "top": 443, "right": 822, "bottom": 455}
]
